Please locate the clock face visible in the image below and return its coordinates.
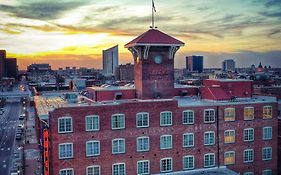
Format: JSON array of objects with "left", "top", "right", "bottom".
[{"left": 154, "top": 55, "right": 162, "bottom": 64}]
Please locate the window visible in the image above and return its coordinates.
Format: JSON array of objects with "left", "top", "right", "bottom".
[
  {"left": 224, "top": 108, "right": 235, "bottom": 121},
  {"left": 262, "top": 147, "right": 272, "bottom": 160},
  {"left": 136, "top": 112, "right": 149, "bottom": 128},
  {"left": 183, "top": 155, "right": 194, "bottom": 170},
  {"left": 204, "top": 131, "right": 215, "bottom": 145},
  {"left": 263, "top": 106, "right": 272, "bottom": 119},
  {"left": 87, "top": 165, "right": 100, "bottom": 175},
  {"left": 86, "top": 115, "right": 99, "bottom": 131},
  {"left": 137, "top": 137, "right": 149, "bottom": 152},
  {"left": 160, "top": 158, "right": 172, "bottom": 173},
  {"left": 244, "top": 149, "right": 254, "bottom": 163},
  {"left": 263, "top": 127, "right": 272, "bottom": 140},
  {"left": 182, "top": 110, "right": 194, "bottom": 124},
  {"left": 86, "top": 141, "right": 100, "bottom": 157},
  {"left": 160, "top": 111, "right": 172, "bottom": 126},
  {"left": 244, "top": 128, "right": 254, "bottom": 142},
  {"left": 58, "top": 117, "right": 72, "bottom": 133},
  {"left": 183, "top": 133, "right": 194, "bottom": 147},
  {"left": 262, "top": 169, "right": 272, "bottom": 175},
  {"left": 224, "top": 130, "right": 235, "bottom": 143},
  {"left": 111, "top": 114, "right": 125, "bottom": 130},
  {"left": 59, "top": 143, "right": 73, "bottom": 159},
  {"left": 224, "top": 151, "right": 235, "bottom": 165},
  {"left": 160, "top": 135, "right": 172, "bottom": 149},
  {"left": 204, "top": 153, "right": 215, "bottom": 168},
  {"left": 204, "top": 109, "right": 215, "bottom": 123},
  {"left": 112, "top": 163, "right": 125, "bottom": 175},
  {"left": 244, "top": 107, "right": 254, "bottom": 120},
  {"left": 60, "top": 168, "right": 74, "bottom": 175},
  {"left": 112, "top": 139, "right": 125, "bottom": 154},
  {"left": 243, "top": 172, "right": 253, "bottom": 175},
  {"left": 137, "top": 160, "right": 149, "bottom": 175}
]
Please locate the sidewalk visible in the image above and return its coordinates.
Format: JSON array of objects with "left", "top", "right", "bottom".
[{"left": 24, "top": 107, "right": 42, "bottom": 175}]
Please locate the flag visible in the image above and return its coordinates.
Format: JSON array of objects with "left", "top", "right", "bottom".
[{"left": 152, "top": 0, "right": 156, "bottom": 12}]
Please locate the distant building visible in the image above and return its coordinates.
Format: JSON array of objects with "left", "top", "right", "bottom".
[
  {"left": 186, "top": 55, "right": 203, "bottom": 73},
  {"left": 0, "top": 50, "right": 18, "bottom": 79},
  {"left": 222, "top": 59, "right": 236, "bottom": 72},
  {"left": 27, "top": 63, "right": 53, "bottom": 82},
  {"left": 102, "top": 45, "right": 118, "bottom": 76},
  {"left": 115, "top": 63, "right": 134, "bottom": 81},
  {"left": 257, "top": 62, "right": 264, "bottom": 72}
]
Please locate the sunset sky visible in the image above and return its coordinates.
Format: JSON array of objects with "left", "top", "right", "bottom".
[{"left": 0, "top": 0, "right": 281, "bottom": 70}]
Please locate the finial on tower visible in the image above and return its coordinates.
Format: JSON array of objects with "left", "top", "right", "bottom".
[{"left": 151, "top": 0, "right": 157, "bottom": 29}]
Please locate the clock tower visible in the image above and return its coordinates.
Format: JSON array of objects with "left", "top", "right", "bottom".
[{"left": 125, "top": 29, "right": 185, "bottom": 99}]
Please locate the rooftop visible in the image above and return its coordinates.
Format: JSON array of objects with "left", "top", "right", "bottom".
[{"left": 125, "top": 29, "right": 185, "bottom": 48}]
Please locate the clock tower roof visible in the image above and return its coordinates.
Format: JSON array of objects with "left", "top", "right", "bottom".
[{"left": 125, "top": 29, "right": 185, "bottom": 48}]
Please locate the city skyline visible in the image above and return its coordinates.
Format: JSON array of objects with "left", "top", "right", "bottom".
[{"left": 0, "top": 0, "right": 281, "bottom": 69}]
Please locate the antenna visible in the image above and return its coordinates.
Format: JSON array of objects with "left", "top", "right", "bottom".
[{"left": 151, "top": 0, "right": 157, "bottom": 29}]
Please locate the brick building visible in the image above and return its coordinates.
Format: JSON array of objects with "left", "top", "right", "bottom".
[
  {"left": 115, "top": 63, "right": 134, "bottom": 81},
  {"left": 36, "top": 29, "right": 278, "bottom": 175},
  {"left": 0, "top": 50, "right": 17, "bottom": 79}
]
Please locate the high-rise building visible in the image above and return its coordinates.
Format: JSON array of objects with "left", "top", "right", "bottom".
[
  {"left": 222, "top": 59, "right": 236, "bottom": 72},
  {"left": 102, "top": 45, "right": 118, "bottom": 76},
  {"left": 0, "top": 50, "right": 5, "bottom": 79},
  {"left": 0, "top": 50, "right": 17, "bottom": 79},
  {"left": 186, "top": 55, "right": 203, "bottom": 73}
]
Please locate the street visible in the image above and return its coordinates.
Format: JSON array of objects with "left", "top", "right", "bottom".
[{"left": 0, "top": 102, "right": 21, "bottom": 175}]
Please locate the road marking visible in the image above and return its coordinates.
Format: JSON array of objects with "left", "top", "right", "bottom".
[
  {"left": 2, "top": 164, "right": 6, "bottom": 168},
  {"left": 1, "top": 148, "right": 3, "bottom": 151},
  {"left": 2, "top": 160, "right": 5, "bottom": 163},
  {"left": 7, "top": 148, "right": 10, "bottom": 150}
]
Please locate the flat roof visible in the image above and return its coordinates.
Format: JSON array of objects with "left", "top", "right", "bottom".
[
  {"left": 87, "top": 85, "right": 135, "bottom": 91},
  {"left": 211, "top": 79, "right": 252, "bottom": 82}
]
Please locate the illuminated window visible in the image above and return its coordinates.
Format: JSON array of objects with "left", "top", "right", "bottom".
[
  {"left": 244, "top": 128, "right": 254, "bottom": 142},
  {"left": 160, "top": 111, "right": 172, "bottom": 126},
  {"left": 85, "top": 115, "right": 99, "bottom": 131},
  {"left": 204, "top": 153, "right": 215, "bottom": 168},
  {"left": 160, "top": 158, "right": 172, "bottom": 173},
  {"left": 183, "top": 133, "right": 194, "bottom": 147},
  {"left": 58, "top": 117, "right": 72, "bottom": 133},
  {"left": 137, "top": 137, "right": 149, "bottom": 152},
  {"left": 204, "top": 109, "right": 215, "bottom": 123},
  {"left": 59, "top": 168, "right": 74, "bottom": 175},
  {"left": 160, "top": 135, "right": 172, "bottom": 149},
  {"left": 182, "top": 110, "right": 194, "bottom": 124},
  {"left": 111, "top": 114, "right": 125, "bottom": 130},
  {"left": 137, "top": 160, "right": 149, "bottom": 175},
  {"left": 86, "top": 165, "right": 100, "bottom": 175},
  {"left": 204, "top": 131, "right": 215, "bottom": 145},
  {"left": 136, "top": 112, "right": 149, "bottom": 128},
  {"left": 183, "top": 155, "right": 194, "bottom": 170},
  {"left": 224, "top": 130, "right": 235, "bottom": 143},
  {"left": 263, "top": 106, "right": 272, "bottom": 119},
  {"left": 224, "top": 108, "right": 235, "bottom": 121},
  {"left": 112, "top": 163, "right": 125, "bottom": 175},
  {"left": 244, "top": 149, "right": 254, "bottom": 163},
  {"left": 262, "top": 147, "right": 272, "bottom": 161},
  {"left": 263, "top": 127, "right": 272, "bottom": 140},
  {"left": 244, "top": 107, "right": 254, "bottom": 120},
  {"left": 224, "top": 151, "right": 235, "bottom": 165}
]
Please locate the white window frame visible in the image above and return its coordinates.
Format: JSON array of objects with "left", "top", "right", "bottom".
[
  {"left": 86, "top": 140, "right": 100, "bottom": 157},
  {"left": 86, "top": 165, "right": 100, "bottom": 175},
  {"left": 183, "top": 155, "right": 194, "bottom": 170},
  {"left": 243, "top": 172, "right": 254, "bottom": 175},
  {"left": 263, "top": 106, "right": 272, "bottom": 119},
  {"left": 160, "top": 158, "right": 173, "bottom": 173},
  {"left": 112, "top": 138, "right": 125, "bottom": 154},
  {"left": 204, "top": 131, "right": 215, "bottom": 146},
  {"left": 136, "top": 112, "right": 149, "bottom": 128},
  {"left": 182, "top": 110, "right": 194, "bottom": 124},
  {"left": 137, "top": 160, "right": 150, "bottom": 175},
  {"left": 244, "top": 128, "right": 254, "bottom": 142},
  {"left": 224, "top": 151, "right": 235, "bottom": 165},
  {"left": 59, "top": 168, "right": 74, "bottom": 175},
  {"left": 111, "top": 114, "right": 125, "bottom": 130},
  {"left": 160, "top": 135, "right": 173, "bottom": 150},
  {"left": 224, "top": 108, "right": 235, "bottom": 121},
  {"left": 183, "top": 133, "right": 194, "bottom": 148},
  {"left": 244, "top": 107, "right": 254, "bottom": 120},
  {"left": 112, "top": 163, "right": 126, "bottom": 175},
  {"left": 204, "top": 153, "right": 215, "bottom": 168},
  {"left": 85, "top": 115, "right": 100, "bottom": 131},
  {"left": 224, "top": 130, "right": 235, "bottom": 144},
  {"left": 204, "top": 109, "right": 215, "bottom": 123},
  {"left": 59, "top": 143, "right": 73, "bottom": 159},
  {"left": 137, "top": 136, "right": 150, "bottom": 152},
  {"left": 58, "top": 116, "right": 73, "bottom": 133},
  {"left": 160, "top": 111, "right": 173, "bottom": 126},
  {"left": 262, "top": 169, "right": 272, "bottom": 175},
  {"left": 262, "top": 147, "right": 272, "bottom": 161},
  {"left": 244, "top": 149, "right": 254, "bottom": 163},
  {"left": 263, "top": 127, "right": 272, "bottom": 140}
]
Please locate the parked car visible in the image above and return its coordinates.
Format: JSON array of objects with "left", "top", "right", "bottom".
[
  {"left": 18, "top": 115, "right": 24, "bottom": 120},
  {"left": 16, "top": 129, "right": 22, "bottom": 135},
  {"left": 0, "top": 108, "right": 4, "bottom": 115},
  {"left": 17, "top": 124, "right": 24, "bottom": 130},
  {"left": 15, "top": 133, "right": 22, "bottom": 140}
]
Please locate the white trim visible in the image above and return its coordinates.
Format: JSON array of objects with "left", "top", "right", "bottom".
[
  {"left": 263, "top": 106, "right": 272, "bottom": 119},
  {"left": 111, "top": 114, "right": 125, "bottom": 130},
  {"left": 58, "top": 116, "right": 73, "bottom": 134},
  {"left": 244, "top": 107, "right": 254, "bottom": 120},
  {"left": 58, "top": 143, "right": 73, "bottom": 159},
  {"left": 112, "top": 162, "right": 126, "bottom": 175},
  {"left": 262, "top": 169, "right": 272, "bottom": 175},
  {"left": 183, "top": 155, "right": 194, "bottom": 170},
  {"left": 136, "top": 136, "right": 150, "bottom": 152},
  {"left": 224, "top": 130, "right": 235, "bottom": 144},
  {"left": 243, "top": 172, "right": 254, "bottom": 175},
  {"left": 86, "top": 165, "right": 100, "bottom": 175},
  {"left": 86, "top": 140, "right": 100, "bottom": 157},
  {"left": 204, "top": 131, "right": 215, "bottom": 146},
  {"left": 182, "top": 110, "right": 194, "bottom": 125},
  {"left": 263, "top": 127, "right": 272, "bottom": 140},
  {"left": 160, "top": 157, "right": 173, "bottom": 173},
  {"left": 137, "top": 160, "right": 150, "bottom": 175},
  {"left": 203, "top": 109, "right": 215, "bottom": 123},
  {"left": 262, "top": 147, "right": 272, "bottom": 161},
  {"left": 85, "top": 115, "right": 100, "bottom": 131},
  {"left": 224, "top": 151, "right": 235, "bottom": 165},
  {"left": 204, "top": 153, "right": 215, "bottom": 168},
  {"left": 243, "top": 149, "right": 254, "bottom": 163},
  {"left": 182, "top": 133, "right": 194, "bottom": 147},
  {"left": 112, "top": 138, "right": 125, "bottom": 154},
  {"left": 160, "top": 135, "right": 173, "bottom": 150},
  {"left": 224, "top": 108, "right": 235, "bottom": 121},
  {"left": 244, "top": 128, "right": 254, "bottom": 142},
  {"left": 136, "top": 112, "right": 149, "bottom": 128},
  {"left": 59, "top": 168, "right": 74, "bottom": 175},
  {"left": 160, "top": 111, "right": 173, "bottom": 126}
]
